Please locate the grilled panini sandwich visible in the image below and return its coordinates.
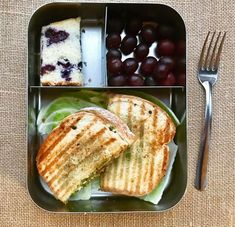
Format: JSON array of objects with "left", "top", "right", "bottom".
[
  {"left": 36, "top": 107, "right": 135, "bottom": 203},
  {"left": 101, "top": 94, "right": 176, "bottom": 196}
]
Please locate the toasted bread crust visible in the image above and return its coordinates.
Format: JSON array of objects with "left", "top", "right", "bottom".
[
  {"left": 101, "top": 145, "right": 169, "bottom": 196},
  {"left": 107, "top": 94, "right": 176, "bottom": 144},
  {"left": 81, "top": 107, "right": 136, "bottom": 145},
  {"left": 37, "top": 107, "right": 135, "bottom": 203},
  {"left": 101, "top": 94, "right": 175, "bottom": 196}
]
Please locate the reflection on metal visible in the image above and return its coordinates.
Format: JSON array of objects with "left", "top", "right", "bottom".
[{"left": 27, "top": 2, "right": 187, "bottom": 213}]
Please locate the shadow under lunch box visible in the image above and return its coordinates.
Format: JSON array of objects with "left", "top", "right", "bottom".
[{"left": 27, "top": 2, "right": 187, "bottom": 212}]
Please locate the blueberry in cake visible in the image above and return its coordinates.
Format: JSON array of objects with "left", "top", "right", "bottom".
[{"left": 40, "top": 17, "right": 83, "bottom": 86}]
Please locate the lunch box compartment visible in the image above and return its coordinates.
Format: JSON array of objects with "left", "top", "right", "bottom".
[
  {"left": 105, "top": 4, "right": 186, "bottom": 86},
  {"left": 28, "top": 3, "right": 185, "bottom": 88},
  {"left": 27, "top": 2, "right": 187, "bottom": 213},
  {"left": 28, "top": 87, "right": 186, "bottom": 212},
  {"left": 28, "top": 3, "right": 107, "bottom": 87}
]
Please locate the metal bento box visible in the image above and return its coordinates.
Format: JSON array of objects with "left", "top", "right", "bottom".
[{"left": 27, "top": 2, "right": 187, "bottom": 212}]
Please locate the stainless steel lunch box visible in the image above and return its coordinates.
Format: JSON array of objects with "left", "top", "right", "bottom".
[{"left": 27, "top": 2, "right": 187, "bottom": 212}]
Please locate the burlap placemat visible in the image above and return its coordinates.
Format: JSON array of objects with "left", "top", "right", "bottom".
[{"left": 0, "top": 0, "right": 234, "bottom": 226}]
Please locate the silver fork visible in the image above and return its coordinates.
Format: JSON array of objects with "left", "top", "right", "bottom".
[{"left": 195, "top": 31, "right": 226, "bottom": 191}]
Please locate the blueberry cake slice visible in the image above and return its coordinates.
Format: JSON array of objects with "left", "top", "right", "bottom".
[{"left": 40, "top": 17, "right": 83, "bottom": 86}]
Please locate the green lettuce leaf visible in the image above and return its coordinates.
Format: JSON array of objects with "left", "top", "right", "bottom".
[
  {"left": 139, "top": 141, "right": 178, "bottom": 204},
  {"left": 69, "top": 177, "right": 100, "bottom": 201},
  {"left": 37, "top": 90, "right": 179, "bottom": 203},
  {"left": 69, "top": 182, "right": 92, "bottom": 201},
  {"left": 37, "top": 97, "right": 100, "bottom": 134},
  {"left": 65, "top": 90, "right": 108, "bottom": 108}
]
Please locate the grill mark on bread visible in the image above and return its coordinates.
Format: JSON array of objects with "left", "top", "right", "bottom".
[
  {"left": 147, "top": 108, "right": 158, "bottom": 191},
  {"left": 102, "top": 158, "right": 114, "bottom": 191},
  {"left": 57, "top": 137, "right": 116, "bottom": 193},
  {"left": 120, "top": 99, "right": 133, "bottom": 187},
  {"left": 153, "top": 147, "right": 167, "bottom": 189},
  {"left": 51, "top": 126, "right": 107, "bottom": 182},
  {"left": 116, "top": 96, "right": 126, "bottom": 187},
  {"left": 124, "top": 100, "right": 135, "bottom": 191},
  {"left": 151, "top": 152, "right": 159, "bottom": 188},
  {"left": 39, "top": 119, "right": 96, "bottom": 177},
  {"left": 47, "top": 126, "right": 107, "bottom": 187},
  {"left": 158, "top": 112, "right": 175, "bottom": 145},
  {"left": 127, "top": 97, "right": 132, "bottom": 130},
  {"left": 83, "top": 107, "right": 134, "bottom": 144},
  {"left": 109, "top": 157, "right": 117, "bottom": 189},
  {"left": 37, "top": 108, "right": 135, "bottom": 203},
  {"left": 135, "top": 101, "right": 145, "bottom": 193},
  {"left": 114, "top": 149, "right": 123, "bottom": 189},
  {"left": 57, "top": 137, "right": 118, "bottom": 199},
  {"left": 124, "top": 150, "right": 130, "bottom": 191},
  {"left": 37, "top": 115, "right": 76, "bottom": 154},
  {"left": 55, "top": 137, "right": 118, "bottom": 195},
  {"left": 37, "top": 116, "right": 81, "bottom": 164},
  {"left": 102, "top": 95, "right": 174, "bottom": 196},
  {"left": 119, "top": 153, "right": 125, "bottom": 189},
  {"left": 129, "top": 99, "right": 138, "bottom": 193},
  {"left": 142, "top": 119, "right": 152, "bottom": 193},
  {"left": 85, "top": 127, "right": 107, "bottom": 146},
  {"left": 162, "top": 146, "right": 169, "bottom": 173},
  {"left": 112, "top": 98, "right": 131, "bottom": 190},
  {"left": 126, "top": 101, "right": 142, "bottom": 191},
  {"left": 112, "top": 97, "right": 123, "bottom": 190},
  {"left": 163, "top": 118, "right": 171, "bottom": 144},
  {"left": 41, "top": 130, "right": 83, "bottom": 179}
]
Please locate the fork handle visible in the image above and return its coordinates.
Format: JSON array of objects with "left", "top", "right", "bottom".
[{"left": 195, "top": 81, "right": 212, "bottom": 190}]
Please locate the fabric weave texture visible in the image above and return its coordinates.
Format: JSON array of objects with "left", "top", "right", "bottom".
[{"left": 0, "top": 0, "right": 234, "bottom": 226}]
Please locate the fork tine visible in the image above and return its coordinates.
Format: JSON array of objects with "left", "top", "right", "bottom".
[
  {"left": 214, "top": 32, "right": 226, "bottom": 70},
  {"left": 198, "top": 32, "right": 211, "bottom": 69},
  {"left": 204, "top": 31, "right": 216, "bottom": 69},
  {"left": 198, "top": 31, "right": 210, "bottom": 69},
  {"left": 209, "top": 32, "right": 221, "bottom": 69}
]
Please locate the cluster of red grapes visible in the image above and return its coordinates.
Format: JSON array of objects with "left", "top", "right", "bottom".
[{"left": 106, "top": 15, "right": 186, "bottom": 86}]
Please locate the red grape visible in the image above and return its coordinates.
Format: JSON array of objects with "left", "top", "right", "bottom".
[
  {"left": 140, "top": 57, "right": 158, "bottom": 76},
  {"left": 106, "top": 33, "right": 121, "bottom": 49},
  {"left": 109, "top": 75, "right": 126, "bottom": 86},
  {"left": 145, "top": 76, "right": 157, "bottom": 86},
  {"left": 107, "top": 58, "right": 122, "bottom": 75},
  {"left": 134, "top": 43, "right": 149, "bottom": 61},
  {"left": 153, "top": 63, "right": 171, "bottom": 80},
  {"left": 106, "top": 49, "right": 122, "bottom": 60},
  {"left": 157, "top": 24, "right": 174, "bottom": 39},
  {"left": 120, "top": 35, "right": 137, "bottom": 55},
  {"left": 158, "top": 72, "right": 176, "bottom": 86},
  {"left": 125, "top": 17, "right": 142, "bottom": 35},
  {"left": 123, "top": 58, "right": 138, "bottom": 75},
  {"left": 107, "top": 16, "right": 124, "bottom": 34},
  {"left": 127, "top": 74, "right": 144, "bottom": 86},
  {"left": 140, "top": 25, "right": 156, "bottom": 45},
  {"left": 158, "top": 56, "right": 175, "bottom": 70},
  {"left": 156, "top": 39, "right": 175, "bottom": 56}
]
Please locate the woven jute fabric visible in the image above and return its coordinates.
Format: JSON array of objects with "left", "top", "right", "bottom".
[{"left": 0, "top": 0, "right": 234, "bottom": 226}]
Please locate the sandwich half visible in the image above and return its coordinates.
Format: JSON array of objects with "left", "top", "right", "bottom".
[
  {"left": 36, "top": 107, "right": 135, "bottom": 203},
  {"left": 100, "top": 94, "right": 176, "bottom": 196}
]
